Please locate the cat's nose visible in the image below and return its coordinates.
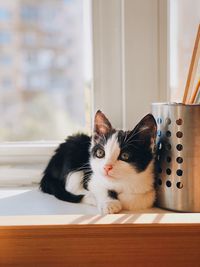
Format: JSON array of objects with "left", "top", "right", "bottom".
[{"left": 104, "top": 164, "right": 113, "bottom": 174}]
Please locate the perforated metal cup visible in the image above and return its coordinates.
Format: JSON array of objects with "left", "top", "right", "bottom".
[{"left": 152, "top": 103, "right": 200, "bottom": 212}]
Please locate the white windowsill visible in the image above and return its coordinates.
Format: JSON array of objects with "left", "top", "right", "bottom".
[
  {"left": 0, "top": 141, "right": 58, "bottom": 163},
  {"left": 0, "top": 141, "right": 59, "bottom": 183},
  {"left": 2, "top": 186, "right": 200, "bottom": 227},
  {"left": 0, "top": 186, "right": 98, "bottom": 216},
  {"left": 0, "top": 185, "right": 171, "bottom": 219}
]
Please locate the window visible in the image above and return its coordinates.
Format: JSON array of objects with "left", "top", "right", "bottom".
[
  {"left": 0, "top": 8, "right": 11, "bottom": 21},
  {"left": 0, "top": 55, "right": 12, "bottom": 66},
  {"left": 0, "top": 0, "right": 92, "bottom": 141},
  {"left": 0, "top": 31, "right": 12, "bottom": 44},
  {"left": 0, "top": 0, "right": 165, "bottom": 184}
]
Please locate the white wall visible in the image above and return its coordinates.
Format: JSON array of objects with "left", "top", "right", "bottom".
[
  {"left": 92, "top": 0, "right": 168, "bottom": 130},
  {"left": 92, "top": 0, "right": 123, "bottom": 129}
]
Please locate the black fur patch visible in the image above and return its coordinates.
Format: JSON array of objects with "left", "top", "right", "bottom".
[
  {"left": 40, "top": 134, "right": 92, "bottom": 203},
  {"left": 117, "top": 113, "right": 157, "bottom": 173},
  {"left": 108, "top": 190, "right": 118, "bottom": 200},
  {"left": 117, "top": 130, "right": 153, "bottom": 172}
]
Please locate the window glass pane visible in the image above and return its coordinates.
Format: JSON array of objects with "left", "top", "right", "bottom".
[
  {"left": 0, "top": 0, "right": 92, "bottom": 141},
  {"left": 169, "top": 0, "right": 200, "bottom": 101}
]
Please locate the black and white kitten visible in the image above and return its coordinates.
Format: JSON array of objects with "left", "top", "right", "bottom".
[{"left": 40, "top": 110, "right": 157, "bottom": 214}]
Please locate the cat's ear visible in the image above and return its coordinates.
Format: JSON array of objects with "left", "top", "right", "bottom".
[
  {"left": 132, "top": 114, "right": 157, "bottom": 146},
  {"left": 94, "top": 110, "right": 113, "bottom": 135}
]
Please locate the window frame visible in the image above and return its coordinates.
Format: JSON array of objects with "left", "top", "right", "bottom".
[
  {"left": 0, "top": 0, "right": 168, "bottom": 183},
  {"left": 0, "top": 141, "right": 58, "bottom": 184}
]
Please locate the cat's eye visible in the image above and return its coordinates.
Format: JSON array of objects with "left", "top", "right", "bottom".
[
  {"left": 95, "top": 148, "right": 105, "bottom": 158},
  {"left": 120, "top": 152, "right": 129, "bottom": 161}
]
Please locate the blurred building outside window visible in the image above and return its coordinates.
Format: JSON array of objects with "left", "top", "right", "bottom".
[{"left": 0, "top": 0, "right": 92, "bottom": 141}]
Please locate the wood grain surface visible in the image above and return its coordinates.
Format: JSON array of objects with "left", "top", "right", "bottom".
[{"left": 0, "top": 223, "right": 200, "bottom": 267}]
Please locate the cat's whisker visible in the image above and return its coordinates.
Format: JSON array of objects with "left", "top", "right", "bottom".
[
  {"left": 121, "top": 143, "right": 138, "bottom": 150},
  {"left": 81, "top": 163, "right": 91, "bottom": 167},
  {"left": 122, "top": 140, "right": 142, "bottom": 149},
  {"left": 130, "top": 127, "right": 149, "bottom": 138},
  {"left": 94, "top": 133, "right": 107, "bottom": 144},
  {"left": 124, "top": 127, "right": 149, "bottom": 145},
  {"left": 70, "top": 166, "right": 91, "bottom": 173},
  {"left": 71, "top": 166, "right": 88, "bottom": 171},
  {"left": 123, "top": 131, "right": 129, "bottom": 143},
  {"left": 121, "top": 135, "right": 147, "bottom": 149},
  {"left": 123, "top": 131, "right": 136, "bottom": 145},
  {"left": 72, "top": 163, "right": 90, "bottom": 170},
  {"left": 124, "top": 139, "right": 144, "bottom": 146},
  {"left": 101, "top": 134, "right": 106, "bottom": 143}
]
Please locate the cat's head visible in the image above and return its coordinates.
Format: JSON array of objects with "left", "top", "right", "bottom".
[{"left": 90, "top": 110, "right": 157, "bottom": 182}]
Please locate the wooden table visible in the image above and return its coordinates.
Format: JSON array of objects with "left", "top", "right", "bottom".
[{"left": 0, "top": 212, "right": 200, "bottom": 267}]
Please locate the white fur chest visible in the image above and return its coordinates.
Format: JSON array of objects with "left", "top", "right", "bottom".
[{"left": 88, "top": 162, "right": 155, "bottom": 211}]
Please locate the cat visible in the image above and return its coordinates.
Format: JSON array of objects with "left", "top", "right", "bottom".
[{"left": 40, "top": 110, "right": 157, "bottom": 214}]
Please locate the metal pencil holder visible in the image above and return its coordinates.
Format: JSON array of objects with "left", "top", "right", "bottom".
[{"left": 152, "top": 103, "right": 200, "bottom": 212}]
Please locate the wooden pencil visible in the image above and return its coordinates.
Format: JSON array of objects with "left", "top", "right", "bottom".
[
  {"left": 189, "top": 79, "right": 200, "bottom": 104},
  {"left": 182, "top": 24, "right": 200, "bottom": 104}
]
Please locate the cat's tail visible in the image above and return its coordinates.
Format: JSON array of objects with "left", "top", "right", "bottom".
[{"left": 40, "top": 174, "right": 84, "bottom": 203}]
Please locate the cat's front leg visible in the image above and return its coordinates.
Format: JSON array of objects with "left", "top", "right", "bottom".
[
  {"left": 88, "top": 178, "right": 122, "bottom": 214},
  {"left": 98, "top": 199, "right": 122, "bottom": 214},
  {"left": 95, "top": 189, "right": 122, "bottom": 214},
  {"left": 83, "top": 191, "right": 122, "bottom": 213},
  {"left": 82, "top": 191, "right": 97, "bottom": 206},
  {"left": 82, "top": 189, "right": 122, "bottom": 213}
]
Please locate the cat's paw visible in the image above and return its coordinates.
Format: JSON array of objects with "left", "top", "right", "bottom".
[
  {"left": 82, "top": 192, "right": 97, "bottom": 206},
  {"left": 99, "top": 200, "right": 122, "bottom": 214}
]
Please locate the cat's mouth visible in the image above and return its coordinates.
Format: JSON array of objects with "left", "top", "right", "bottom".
[{"left": 103, "top": 171, "right": 115, "bottom": 179}]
